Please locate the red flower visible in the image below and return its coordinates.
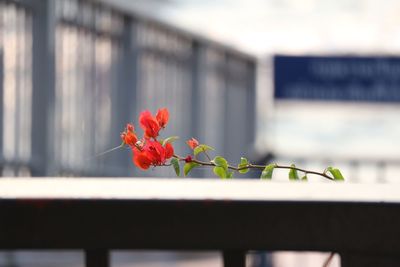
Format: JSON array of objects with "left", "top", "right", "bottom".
[
  {"left": 133, "top": 149, "right": 153, "bottom": 170},
  {"left": 132, "top": 140, "right": 174, "bottom": 170},
  {"left": 139, "top": 110, "right": 161, "bottom": 139},
  {"left": 156, "top": 108, "right": 169, "bottom": 128},
  {"left": 186, "top": 138, "right": 199, "bottom": 150},
  {"left": 121, "top": 123, "right": 138, "bottom": 147},
  {"left": 145, "top": 140, "right": 167, "bottom": 164}
]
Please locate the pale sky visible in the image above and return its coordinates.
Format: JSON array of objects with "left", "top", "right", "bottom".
[{"left": 106, "top": 0, "right": 400, "bottom": 56}]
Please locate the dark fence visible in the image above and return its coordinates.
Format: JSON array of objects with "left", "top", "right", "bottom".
[
  {"left": 2, "top": 178, "right": 400, "bottom": 267},
  {"left": 0, "top": 0, "right": 256, "bottom": 178}
]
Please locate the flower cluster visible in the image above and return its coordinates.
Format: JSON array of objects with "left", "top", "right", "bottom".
[
  {"left": 120, "top": 107, "right": 344, "bottom": 181},
  {"left": 120, "top": 108, "right": 174, "bottom": 170}
]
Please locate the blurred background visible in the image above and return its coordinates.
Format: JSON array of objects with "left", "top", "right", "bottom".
[{"left": 1, "top": 0, "right": 400, "bottom": 266}]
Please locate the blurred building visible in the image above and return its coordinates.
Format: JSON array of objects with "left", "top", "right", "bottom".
[{"left": 150, "top": 0, "right": 400, "bottom": 184}]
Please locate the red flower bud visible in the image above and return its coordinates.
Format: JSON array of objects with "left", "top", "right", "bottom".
[
  {"left": 121, "top": 131, "right": 138, "bottom": 147},
  {"left": 121, "top": 123, "right": 138, "bottom": 147},
  {"left": 126, "top": 123, "right": 134, "bottom": 132},
  {"left": 185, "top": 155, "right": 193, "bottom": 163},
  {"left": 186, "top": 138, "right": 199, "bottom": 150}
]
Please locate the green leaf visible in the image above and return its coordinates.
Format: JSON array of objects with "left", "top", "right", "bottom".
[
  {"left": 184, "top": 162, "right": 200, "bottom": 176},
  {"left": 226, "top": 171, "right": 234, "bottom": 179},
  {"left": 260, "top": 163, "right": 276, "bottom": 179},
  {"left": 238, "top": 157, "right": 249, "bottom": 174},
  {"left": 162, "top": 136, "right": 179, "bottom": 146},
  {"left": 171, "top": 158, "right": 180, "bottom": 177},
  {"left": 301, "top": 175, "right": 308, "bottom": 181},
  {"left": 212, "top": 156, "right": 228, "bottom": 171},
  {"left": 289, "top": 164, "right": 299, "bottom": 180},
  {"left": 327, "top": 167, "right": 345, "bottom": 181},
  {"left": 213, "top": 166, "right": 227, "bottom": 179},
  {"left": 194, "top": 144, "right": 215, "bottom": 156}
]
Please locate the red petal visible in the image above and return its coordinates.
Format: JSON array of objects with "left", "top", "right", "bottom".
[
  {"left": 139, "top": 110, "right": 160, "bottom": 139},
  {"left": 143, "top": 140, "right": 165, "bottom": 164},
  {"left": 126, "top": 123, "right": 135, "bottom": 132},
  {"left": 165, "top": 143, "right": 174, "bottom": 159},
  {"left": 133, "top": 151, "right": 152, "bottom": 170},
  {"left": 156, "top": 108, "right": 169, "bottom": 128}
]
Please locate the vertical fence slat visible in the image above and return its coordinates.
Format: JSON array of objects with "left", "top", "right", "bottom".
[
  {"left": 0, "top": 50, "right": 3, "bottom": 169},
  {"left": 85, "top": 250, "right": 109, "bottom": 267},
  {"left": 190, "top": 41, "right": 200, "bottom": 140},
  {"left": 14, "top": 7, "right": 21, "bottom": 165},
  {"left": 113, "top": 16, "right": 138, "bottom": 176},
  {"left": 222, "top": 250, "right": 246, "bottom": 267},
  {"left": 247, "top": 60, "right": 256, "bottom": 148},
  {"left": 189, "top": 41, "right": 207, "bottom": 177},
  {"left": 222, "top": 52, "right": 229, "bottom": 160},
  {"left": 30, "top": 0, "right": 56, "bottom": 176}
]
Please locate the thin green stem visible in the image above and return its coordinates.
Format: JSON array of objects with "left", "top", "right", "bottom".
[
  {"left": 202, "top": 149, "right": 212, "bottom": 161},
  {"left": 172, "top": 154, "right": 334, "bottom": 181},
  {"left": 248, "top": 164, "right": 334, "bottom": 181}
]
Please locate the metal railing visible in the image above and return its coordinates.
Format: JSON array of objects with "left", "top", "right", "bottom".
[
  {"left": 0, "top": 0, "right": 33, "bottom": 176},
  {"left": 0, "top": 0, "right": 256, "bottom": 178}
]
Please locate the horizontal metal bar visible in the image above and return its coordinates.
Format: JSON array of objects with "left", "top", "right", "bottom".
[
  {"left": 1, "top": 0, "right": 34, "bottom": 9},
  {"left": 0, "top": 159, "right": 32, "bottom": 168},
  {"left": 140, "top": 47, "right": 191, "bottom": 64},
  {"left": 58, "top": 18, "right": 124, "bottom": 40},
  {"left": 62, "top": 0, "right": 255, "bottom": 60},
  {"left": 341, "top": 253, "right": 400, "bottom": 267}
]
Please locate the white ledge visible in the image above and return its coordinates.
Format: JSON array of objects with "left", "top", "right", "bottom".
[{"left": 0, "top": 177, "right": 399, "bottom": 203}]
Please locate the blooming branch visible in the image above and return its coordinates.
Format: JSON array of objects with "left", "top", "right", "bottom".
[{"left": 121, "top": 108, "right": 344, "bottom": 181}]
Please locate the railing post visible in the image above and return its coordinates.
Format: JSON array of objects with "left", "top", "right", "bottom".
[
  {"left": 222, "top": 250, "right": 246, "bottom": 267},
  {"left": 0, "top": 49, "right": 3, "bottom": 171},
  {"left": 247, "top": 60, "right": 256, "bottom": 148},
  {"left": 111, "top": 16, "right": 139, "bottom": 176},
  {"left": 30, "top": 0, "right": 56, "bottom": 176},
  {"left": 190, "top": 41, "right": 202, "bottom": 141},
  {"left": 190, "top": 41, "right": 205, "bottom": 177},
  {"left": 85, "top": 249, "right": 109, "bottom": 267}
]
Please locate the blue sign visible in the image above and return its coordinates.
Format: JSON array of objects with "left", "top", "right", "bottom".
[{"left": 274, "top": 55, "right": 400, "bottom": 102}]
